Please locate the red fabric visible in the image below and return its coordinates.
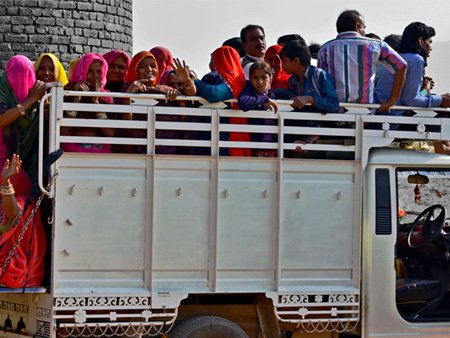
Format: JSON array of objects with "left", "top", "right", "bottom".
[
  {"left": 211, "top": 46, "right": 246, "bottom": 98},
  {"left": 264, "top": 45, "right": 290, "bottom": 90},
  {"left": 229, "top": 116, "right": 252, "bottom": 157},
  {"left": 125, "top": 51, "right": 158, "bottom": 84},
  {"left": 150, "top": 46, "right": 174, "bottom": 85},
  {"left": 212, "top": 47, "right": 250, "bottom": 156},
  {"left": 0, "top": 169, "right": 46, "bottom": 288}
]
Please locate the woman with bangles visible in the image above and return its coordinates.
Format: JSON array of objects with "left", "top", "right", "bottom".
[{"left": 0, "top": 154, "right": 46, "bottom": 288}]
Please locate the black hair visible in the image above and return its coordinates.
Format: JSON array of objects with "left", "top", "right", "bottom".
[
  {"left": 279, "top": 40, "right": 311, "bottom": 66},
  {"left": 365, "top": 33, "right": 381, "bottom": 40},
  {"left": 222, "top": 37, "right": 246, "bottom": 57},
  {"left": 249, "top": 61, "right": 272, "bottom": 78},
  {"left": 336, "top": 10, "right": 363, "bottom": 33},
  {"left": 308, "top": 43, "right": 322, "bottom": 59},
  {"left": 383, "top": 34, "right": 401, "bottom": 51},
  {"left": 240, "top": 24, "right": 265, "bottom": 43},
  {"left": 400, "top": 22, "right": 435, "bottom": 49},
  {"left": 399, "top": 22, "right": 435, "bottom": 61},
  {"left": 277, "top": 34, "right": 306, "bottom": 46}
]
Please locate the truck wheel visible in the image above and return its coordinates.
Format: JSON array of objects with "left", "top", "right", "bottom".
[{"left": 169, "top": 315, "right": 249, "bottom": 338}]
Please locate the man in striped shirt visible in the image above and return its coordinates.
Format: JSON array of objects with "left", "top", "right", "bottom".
[{"left": 317, "top": 10, "right": 407, "bottom": 112}]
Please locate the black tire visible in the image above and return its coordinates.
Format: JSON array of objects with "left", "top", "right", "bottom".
[{"left": 168, "top": 315, "right": 249, "bottom": 338}]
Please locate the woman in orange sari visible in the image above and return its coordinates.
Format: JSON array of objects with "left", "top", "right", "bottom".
[
  {"left": 173, "top": 46, "right": 250, "bottom": 156},
  {"left": 123, "top": 51, "right": 180, "bottom": 154}
]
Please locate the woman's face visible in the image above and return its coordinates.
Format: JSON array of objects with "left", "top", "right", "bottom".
[
  {"left": 36, "top": 56, "right": 55, "bottom": 83},
  {"left": 137, "top": 57, "right": 158, "bottom": 85},
  {"left": 267, "top": 55, "right": 281, "bottom": 73},
  {"left": 86, "top": 60, "right": 103, "bottom": 88},
  {"left": 107, "top": 56, "right": 127, "bottom": 83}
]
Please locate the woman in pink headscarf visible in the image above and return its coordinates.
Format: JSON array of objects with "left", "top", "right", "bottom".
[
  {"left": 103, "top": 50, "right": 131, "bottom": 94},
  {"left": 62, "top": 53, "right": 115, "bottom": 153},
  {"left": 150, "top": 46, "right": 174, "bottom": 85},
  {"left": 0, "top": 55, "right": 46, "bottom": 172}
]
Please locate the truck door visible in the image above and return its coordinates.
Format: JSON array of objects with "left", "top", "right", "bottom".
[{"left": 364, "top": 163, "right": 450, "bottom": 337}]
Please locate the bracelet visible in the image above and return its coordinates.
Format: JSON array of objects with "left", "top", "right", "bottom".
[
  {"left": 16, "top": 103, "right": 25, "bottom": 116},
  {"left": 96, "top": 112, "right": 108, "bottom": 119},
  {"left": 1, "top": 184, "right": 15, "bottom": 195},
  {"left": 66, "top": 110, "right": 78, "bottom": 118}
]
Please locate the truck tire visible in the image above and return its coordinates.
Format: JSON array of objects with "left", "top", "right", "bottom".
[{"left": 168, "top": 315, "right": 249, "bottom": 338}]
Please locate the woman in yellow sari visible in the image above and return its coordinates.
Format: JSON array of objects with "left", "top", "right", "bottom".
[{"left": 34, "top": 53, "right": 69, "bottom": 85}]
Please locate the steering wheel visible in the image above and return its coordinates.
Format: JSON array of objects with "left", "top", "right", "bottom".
[{"left": 407, "top": 204, "right": 446, "bottom": 249}]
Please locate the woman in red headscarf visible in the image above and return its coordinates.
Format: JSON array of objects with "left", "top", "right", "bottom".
[
  {"left": 124, "top": 51, "right": 179, "bottom": 97},
  {"left": 123, "top": 51, "right": 180, "bottom": 154},
  {"left": 264, "top": 45, "right": 290, "bottom": 91},
  {"left": 0, "top": 153, "right": 46, "bottom": 288},
  {"left": 150, "top": 46, "right": 174, "bottom": 85},
  {"left": 62, "top": 52, "right": 115, "bottom": 153},
  {"left": 172, "top": 46, "right": 250, "bottom": 156}
]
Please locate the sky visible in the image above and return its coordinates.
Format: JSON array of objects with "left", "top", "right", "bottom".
[{"left": 133, "top": 0, "right": 450, "bottom": 93}]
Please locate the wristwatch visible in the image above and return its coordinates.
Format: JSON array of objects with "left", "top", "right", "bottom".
[{"left": 16, "top": 103, "right": 25, "bottom": 116}]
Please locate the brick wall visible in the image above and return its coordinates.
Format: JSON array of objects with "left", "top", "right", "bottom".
[{"left": 0, "top": 0, "right": 133, "bottom": 71}]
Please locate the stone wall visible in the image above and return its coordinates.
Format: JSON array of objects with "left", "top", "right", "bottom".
[{"left": 0, "top": 0, "right": 133, "bottom": 71}]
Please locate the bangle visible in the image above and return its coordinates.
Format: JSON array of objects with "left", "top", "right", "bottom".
[
  {"left": 96, "top": 112, "right": 108, "bottom": 119},
  {"left": 66, "top": 110, "right": 78, "bottom": 118},
  {"left": 1, "top": 184, "right": 15, "bottom": 195},
  {"left": 16, "top": 103, "right": 25, "bottom": 116}
]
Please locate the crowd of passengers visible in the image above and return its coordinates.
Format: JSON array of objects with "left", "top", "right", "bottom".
[{"left": 0, "top": 10, "right": 450, "bottom": 289}]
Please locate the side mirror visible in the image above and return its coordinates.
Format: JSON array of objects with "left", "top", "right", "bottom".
[{"left": 408, "top": 173, "right": 429, "bottom": 185}]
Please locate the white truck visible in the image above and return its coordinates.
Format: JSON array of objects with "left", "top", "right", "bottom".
[{"left": 0, "top": 86, "right": 449, "bottom": 338}]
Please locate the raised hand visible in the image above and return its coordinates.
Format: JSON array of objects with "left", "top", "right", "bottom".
[
  {"left": 172, "top": 58, "right": 191, "bottom": 83},
  {"left": 29, "top": 80, "right": 47, "bottom": 101},
  {"left": 73, "top": 81, "right": 90, "bottom": 92},
  {"left": 1, "top": 154, "right": 21, "bottom": 183}
]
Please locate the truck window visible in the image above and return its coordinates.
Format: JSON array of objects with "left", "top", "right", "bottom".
[{"left": 396, "top": 170, "right": 450, "bottom": 322}]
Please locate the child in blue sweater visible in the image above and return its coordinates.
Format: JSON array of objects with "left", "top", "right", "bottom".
[{"left": 238, "top": 61, "right": 278, "bottom": 157}]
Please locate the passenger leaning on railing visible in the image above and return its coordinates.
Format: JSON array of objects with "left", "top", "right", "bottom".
[
  {"left": 103, "top": 50, "right": 131, "bottom": 101},
  {"left": 34, "top": 53, "right": 69, "bottom": 156},
  {"left": 172, "top": 46, "right": 250, "bottom": 156},
  {"left": 375, "top": 22, "right": 450, "bottom": 116},
  {"left": 150, "top": 46, "right": 174, "bottom": 86},
  {"left": 280, "top": 41, "right": 339, "bottom": 156},
  {"left": 0, "top": 55, "right": 46, "bottom": 177},
  {"left": 238, "top": 61, "right": 278, "bottom": 157},
  {"left": 62, "top": 52, "right": 115, "bottom": 153},
  {"left": 122, "top": 51, "right": 180, "bottom": 154}
]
